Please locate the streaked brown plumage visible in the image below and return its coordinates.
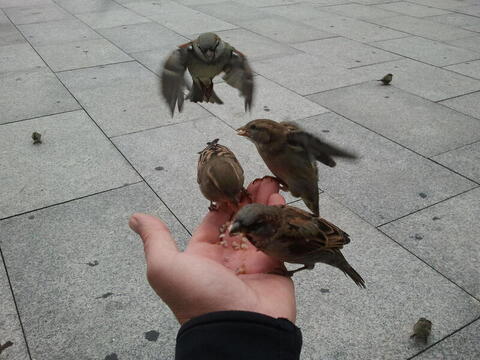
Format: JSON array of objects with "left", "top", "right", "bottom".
[
  {"left": 197, "top": 138, "right": 246, "bottom": 212},
  {"left": 229, "top": 203, "right": 365, "bottom": 288},
  {"left": 410, "top": 318, "right": 432, "bottom": 344},
  {"left": 31, "top": 131, "right": 42, "bottom": 144},
  {"left": 161, "top": 32, "right": 254, "bottom": 116},
  {"left": 236, "top": 119, "right": 357, "bottom": 216}
]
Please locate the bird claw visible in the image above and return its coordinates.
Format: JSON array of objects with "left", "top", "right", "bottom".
[{"left": 208, "top": 202, "right": 219, "bottom": 211}]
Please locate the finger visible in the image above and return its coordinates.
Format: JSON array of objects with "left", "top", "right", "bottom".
[
  {"left": 190, "top": 210, "right": 230, "bottom": 244},
  {"left": 255, "top": 177, "right": 280, "bottom": 205},
  {"left": 268, "top": 193, "right": 286, "bottom": 206},
  {"left": 129, "top": 213, "right": 179, "bottom": 267},
  {"left": 246, "top": 178, "right": 263, "bottom": 200}
]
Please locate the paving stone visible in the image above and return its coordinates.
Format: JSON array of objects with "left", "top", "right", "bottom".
[
  {"left": 18, "top": 18, "right": 100, "bottom": 46},
  {"left": 372, "top": 36, "right": 480, "bottom": 67},
  {"left": 444, "top": 60, "right": 480, "bottom": 80},
  {"left": 35, "top": 38, "right": 132, "bottom": 72},
  {"left": 293, "top": 194, "right": 480, "bottom": 360},
  {"left": 252, "top": 53, "right": 373, "bottom": 95},
  {"left": 192, "top": 1, "right": 267, "bottom": 23},
  {"left": 447, "top": 36, "right": 480, "bottom": 53},
  {"left": 415, "top": 319, "right": 480, "bottom": 360},
  {"left": 98, "top": 22, "right": 187, "bottom": 54},
  {"left": 0, "top": 9, "right": 8, "bottom": 23},
  {"left": 124, "top": 0, "right": 237, "bottom": 37},
  {"left": 130, "top": 47, "right": 175, "bottom": 76},
  {"left": 199, "top": 75, "right": 330, "bottom": 129},
  {"left": 309, "top": 82, "right": 480, "bottom": 157},
  {"left": 113, "top": 117, "right": 290, "bottom": 232},
  {"left": 212, "top": 28, "right": 299, "bottom": 61},
  {"left": 321, "top": 3, "right": 400, "bottom": 19},
  {"left": 0, "top": 110, "right": 140, "bottom": 218},
  {"left": 292, "top": 37, "right": 401, "bottom": 68},
  {"left": 0, "top": 23, "right": 25, "bottom": 46},
  {"left": 380, "top": 187, "right": 480, "bottom": 298},
  {"left": 351, "top": 58, "right": 480, "bottom": 101},
  {"left": 0, "top": 68, "right": 80, "bottom": 124},
  {"left": 0, "top": 0, "right": 52, "bottom": 8},
  {"left": 235, "top": 16, "right": 335, "bottom": 44},
  {"left": 406, "top": 0, "right": 478, "bottom": 10},
  {"left": 293, "top": 113, "right": 475, "bottom": 225},
  {"left": 0, "top": 43, "right": 45, "bottom": 73},
  {"left": 375, "top": 1, "right": 451, "bottom": 17},
  {"left": 0, "top": 261, "right": 30, "bottom": 360},
  {"left": 425, "top": 12, "right": 480, "bottom": 28},
  {"left": 463, "top": 23, "right": 480, "bottom": 33},
  {"left": 455, "top": 4, "right": 480, "bottom": 16},
  {"left": 263, "top": 3, "right": 333, "bottom": 21},
  {"left": 76, "top": 9, "right": 151, "bottom": 29},
  {"left": 58, "top": 61, "right": 210, "bottom": 137},
  {"left": 55, "top": 0, "right": 123, "bottom": 14},
  {"left": 0, "top": 182, "right": 188, "bottom": 359},
  {"left": 302, "top": 11, "right": 408, "bottom": 43},
  {"left": 371, "top": 15, "right": 476, "bottom": 41},
  {"left": 440, "top": 91, "right": 480, "bottom": 119},
  {"left": 4, "top": 3, "right": 72, "bottom": 24}
]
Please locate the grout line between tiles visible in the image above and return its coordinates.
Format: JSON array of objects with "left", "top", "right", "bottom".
[
  {"left": 435, "top": 88, "right": 480, "bottom": 103},
  {"left": 0, "top": 108, "right": 81, "bottom": 127},
  {"left": 0, "top": 248, "right": 33, "bottom": 360},
  {"left": 54, "top": 59, "right": 136, "bottom": 73}
]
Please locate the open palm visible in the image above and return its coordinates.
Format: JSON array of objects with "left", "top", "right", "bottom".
[{"left": 129, "top": 177, "right": 296, "bottom": 324}]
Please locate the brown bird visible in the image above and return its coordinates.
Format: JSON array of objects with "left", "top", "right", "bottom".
[
  {"left": 410, "top": 318, "right": 432, "bottom": 344},
  {"left": 31, "top": 131, "right": 42, "bottom": 144},
  {"left": 229, "top": 203, "right": 365, "bottom": 287},
  {"left": 197, "top": 138, "right": 246, "bottom": 212},
  {"left": 236, "top": 119, "right": 357, "bottom": 216},
  {"left": 378, "top": 73, "right": 393, "bottom": 85},
  {"left": 161, "top": 32, "right": 254, "bottom": 116}
]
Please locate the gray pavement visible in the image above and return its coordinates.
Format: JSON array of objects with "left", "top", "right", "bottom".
[{"left": 1, "top": 0, "right": 479, "bottom": 359}]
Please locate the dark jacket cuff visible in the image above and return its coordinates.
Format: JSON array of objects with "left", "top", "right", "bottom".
[{"left": 175, "top": 311, "right": 302, "bottom": 360}]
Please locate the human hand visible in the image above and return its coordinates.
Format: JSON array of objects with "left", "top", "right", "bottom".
[{"left": 129, "top": 177, "right": 295, "bottom": 324}]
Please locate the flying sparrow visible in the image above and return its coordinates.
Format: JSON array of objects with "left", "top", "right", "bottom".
[
  {"left": 161, "top": 32, "right": 254, "bottom": 115},
  {"left": 229, "top": 203, "right": 365, "bottom": 287},
  {"left": 236, "top": 119, "right": 357, "bottom": 216}
]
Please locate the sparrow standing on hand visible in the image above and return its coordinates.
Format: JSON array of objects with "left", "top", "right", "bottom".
[
  {"left": 197, "top": 138, "right": 246, "bottom": 212},
  {"left": 229, "top": 203, "right": 365, "bottom": 287},
  {"left": 410, "top": 318, "right": 432, "bottom": 344},
  {"left": 161, "top": 32, "right": 254, "bottom": 115},
  {"left": 378, "top": 73, "right": 393, "bottom": 85},
  {"left": 236, "top": 119, "right": 357, "bottom": 216}
]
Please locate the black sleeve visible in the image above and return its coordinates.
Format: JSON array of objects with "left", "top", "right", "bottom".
[{"left": 175, "top": 311, "right": 302, "bottom": 360}]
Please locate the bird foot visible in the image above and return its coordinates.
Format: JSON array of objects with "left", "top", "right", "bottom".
[
  {"left": 208, "top": 202, "right": 218, "bottom": 211},
  {"left": 269, "top": 264, "right": 314, "bottom": 277}
]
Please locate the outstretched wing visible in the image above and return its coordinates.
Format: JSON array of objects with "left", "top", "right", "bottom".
[
  {"left": 161, "top": 47, "right": 189, "bottom": 116},
  {"left": 222, "top": 49, "right": 254, "bottom": 111},
  {"left": 283, "top": 122, "right": 357, "bottom": 167}
]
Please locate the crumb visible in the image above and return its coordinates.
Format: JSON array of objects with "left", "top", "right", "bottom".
[
  {"left": 232, "top": 241, "right": 240, "bottom": 250},
  {"left": 240, "top": 237, "right": 249, "bottom": 250},
  {"left": 219, "top": 240, "right": 228, "bottom": 248},
  {"left": 235, "top": 265, "right": 246, "bottom": 275}
]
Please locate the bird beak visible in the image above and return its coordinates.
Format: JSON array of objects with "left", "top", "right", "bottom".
[
  {"left": 236, "top": 128, "right": 248, "bottom": 137},
  {"left": 205, "top": 49, "right": 214, "bottom": 61},
  {"left": 228, "top": 221, "right": 242, "bottom": 236}
]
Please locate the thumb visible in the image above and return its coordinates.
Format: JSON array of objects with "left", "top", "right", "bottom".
[{"left": 129, "top": 213, "right": 179, "bottom": 268}]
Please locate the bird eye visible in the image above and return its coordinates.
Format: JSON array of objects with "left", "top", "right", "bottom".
[{"left": 250, "top": 124, "right": 257, "bottom": 130}]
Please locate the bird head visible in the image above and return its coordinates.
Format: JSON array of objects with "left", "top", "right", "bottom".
[
  {"left": 193, "top": 32, "right": 224, "bottom": 63},
  {"left": 236, "top": 119, "right": 281, "bottom": 145},
  {"left": 229, "top": 204, "right": 280, "bottom": 238}
]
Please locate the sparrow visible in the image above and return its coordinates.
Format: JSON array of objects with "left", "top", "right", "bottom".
[
  {"left": 410, "top": 318, "right": 432, "bottom": 344},
  {"left": 229, "top": 203, "right": 365, "bottom": 288},
  {"left": 197, "top": 138, "right": 246, "bottom": 212},
  {"left": 161, "top": 32, "right": 254, "bottom": 116},
  {"left": 31, "top": 131, "right": 42, "bottom": 144},
  {"left": 236, "top": 119, "right": 357, "bottom": 216},
  {"left": 378, "top": 73, "right": 393, "bottom": 85}
]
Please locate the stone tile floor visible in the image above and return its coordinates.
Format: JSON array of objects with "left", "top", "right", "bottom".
[{"left": 0, "top": 0, "right": 479, "bottom": 359}]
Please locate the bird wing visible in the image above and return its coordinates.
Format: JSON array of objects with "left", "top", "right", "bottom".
[
  {"left": 222, "top": 49, "right": 254, "bottom": 111},
  {"left": 282, "top": 122, "right": 357, "bottom": 167},
  {"left": 161, "top": 46, "right": 189, "bottom": 116}
]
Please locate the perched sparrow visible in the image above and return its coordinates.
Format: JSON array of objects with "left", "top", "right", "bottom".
[
  {"left": 236, "top": 119, "right": 357, "bottom": 216},
  {"left": 161, "top": 32, "right": 254, "bottom": 115},
  {"left": 410, "top": 318, "right": 432, "bottom": 344},
  {"left": 378, "top": 73, "right": 393, "bottom": 85},
  {"left": 197, "top": 138, "right": 246, "bottom": 212},
  {"left": 229, "top": 203, "right": 365, "bottom": 287},
  {"left": 31, "top": 131, "right": 42, "bottom": 144}
]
